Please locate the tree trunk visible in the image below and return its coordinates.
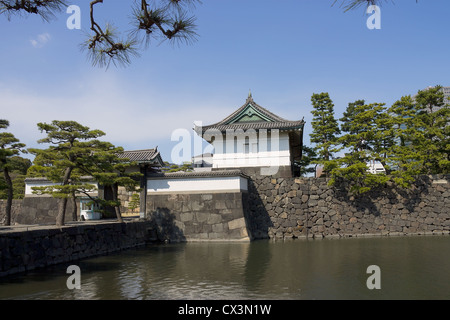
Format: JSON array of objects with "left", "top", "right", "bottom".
[
  {"left": 56, "top": 198, "right": 68, "bottom": 227},
  {"left": 112, "top": 183, "right": 123, "bottom": 223},
  {"left": 56, "top": 167, "right": 73, "bottom": 227},
  {"left": 71, "top": 193, "right": 78, "bottom": 221},
  {"left": 3, "top": 167, "right": 13, "bottom": 226}
]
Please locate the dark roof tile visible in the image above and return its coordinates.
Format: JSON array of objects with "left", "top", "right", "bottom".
[{"left": 195, "top": 96, "right": 305, "bottom": 134}]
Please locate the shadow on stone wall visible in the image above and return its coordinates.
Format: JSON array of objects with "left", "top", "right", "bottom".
[
  {"left": 332, "top": 175, "right": 433, "bottom": 217},
  {"left": 150, "top": 207, "right": 186, "bottom": 243},
  {"left": 244, "top": 179, "right": 274, "bottom": 240},
  {"left": 247, "top": 174, "right": 449, "bottom": 239}
]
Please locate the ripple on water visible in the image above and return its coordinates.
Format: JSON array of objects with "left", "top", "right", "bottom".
[{"left": 1, "top": 236, "right": 450, "bottom": 300}]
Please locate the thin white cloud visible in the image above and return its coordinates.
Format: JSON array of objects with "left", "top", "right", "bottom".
[
  {"left": 30, "top": 33, "right": 51, "bottom": 48},
  {"left": 0, "top": 74, "right": 225, "bottom": 162}
]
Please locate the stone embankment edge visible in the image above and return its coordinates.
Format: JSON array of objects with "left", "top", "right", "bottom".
[{"left": 0, "top": 219, "right": 153, "bottom": 278}]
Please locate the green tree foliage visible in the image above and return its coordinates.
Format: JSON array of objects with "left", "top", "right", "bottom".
[
  {"left": 329, "top": 102, "right": 391, "bottom": 194},
  {"left": 383, "top": 95, "right": 423, "bottom": 188},
  {"left": 28, "top": 120, "right": 105, "bottom": 226},
  {"left": 340, "top": 100, "right": 365, "bottom": 135},
  {"left": 312, "top": 86, "right": 449, "bottom": 195},
  {"left": 310, "top": 92, "right": 341, "bottom": 175},
  {"left": 76, "top": 143, "right": 142, "bottom": 223},
  {"left": 162, "top": 161, "right": 193, "bottom": 173},
  {"left": 413, "top": 86, "right": 450, "bottom": 174},
  {"left": 0, "top": 120, "right": 26, "bottom": 225},
  {"left": 0, "top": 156, "right": 32, "bottom": 200},
  {"left": 295, "top": 145, "right": 317, "bottom": 177},
  {"left": 128, "top": 193, "right": 140, "bottom": 213}
]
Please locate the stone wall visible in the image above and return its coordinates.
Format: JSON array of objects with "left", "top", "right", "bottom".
[
  {"left": 117, "top": 188, "right": 140, "bottom": 216},
  {"left": 146, "top": 192, "right": 251, "bottom": 242},
  {"left": 3, "top": 174, "right": 449, "bottom": 243},
  {"left": 246, "top": 174, "right": 450, "bottom": 240},
  {"left": 0, "top": 200, "right": 22, "bottom": 225},
  {"left": 0, "top": 220, "right": 153, "bottom": 277},
  {"left": 14, "top": 197, "right": 78, "bottom": 225},
  {"left": 1, "top": 198, "right": 79, "bottom": 226}
]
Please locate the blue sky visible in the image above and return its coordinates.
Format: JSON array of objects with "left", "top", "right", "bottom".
[{"left": 1, "top": 0, "right": 449, "bottom": 164}]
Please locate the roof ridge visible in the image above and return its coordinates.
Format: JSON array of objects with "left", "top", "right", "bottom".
[
  {"left": 121, "top": 148, "right": 156, "bottom": 153},
  {"left": 207, "top": 96, "right": 293, "bottom": 127},
  {"left": 249, "top": 100, "right": 289, "bottom": 122},
  {"left": 148, "top": 169, "right": 248, "bottom": 178}
]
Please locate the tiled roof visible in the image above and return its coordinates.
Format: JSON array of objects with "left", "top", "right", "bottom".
[
  {"left": 25, "top": 176, "right": 94, "bottom": 182},
  {"left": 195, "top": 95, "right": 305, "bottom": 134},
  {"left": 200, "top": 121, "right": 305, "bottom": 133},
  {"left": 148, "top": 169, "right": 248, "bottom": 179},
  {"left": 116, "top": 148, "right": 164, "bottom": 166}
]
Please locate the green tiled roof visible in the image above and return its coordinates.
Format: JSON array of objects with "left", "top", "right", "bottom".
[{"left": 195, "top": 95, "right": 305, "bottom": 135}]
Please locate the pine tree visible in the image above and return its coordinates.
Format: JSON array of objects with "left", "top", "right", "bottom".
[
  {"left": 76, "top": 143, "right": 142, "bottom": 223},
  {"left": 296, "top": 145, "right": 317, "bottom": 177},
  {"left": 310, "top": 92, "right": 341, "bottom": 176},
  {"left": 384, "top": 95, "right": 423, "bottom": 187},
  {"left": 28, "top": 121, "right": 105, "bottom": 226},
  {"left": 340, "top": 100, "right": 365, "bottom": 135},
  {"left": 128, "top": 193, "right": 140, "bottom": 214},
  {"left": 0, "top": 0, "right": 200, "bottom": 68},
  {"left": 413, "top": 86, "right": 450, "bottom": 174},
  {"left": 0, "top": 120, "right": 26, "bottom": 225},
  {"left": 329, "top": 102, "right": 390, "bottom": 194},
  {"left": 0, "top": 156, "right": 32, "bottom": 200}
]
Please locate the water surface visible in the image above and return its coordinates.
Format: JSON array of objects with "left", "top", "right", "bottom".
[{"left": 1, "top": 235, "right": 449, "bottom": 300}]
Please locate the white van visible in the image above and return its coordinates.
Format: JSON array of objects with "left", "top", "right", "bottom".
[
  {"left": 80, "top": 198, "right": 102, "bottom": 221},
  {"left": 367, "top": 161, "right": 386, "bottom": 174}
]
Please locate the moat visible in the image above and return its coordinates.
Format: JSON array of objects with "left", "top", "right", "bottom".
[{"left": 1, "top": 235, "right": 449, "bottom": 300}]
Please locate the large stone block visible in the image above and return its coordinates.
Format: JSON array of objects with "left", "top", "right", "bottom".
[
  {"left": 228, "top": 217, "right": 246, "bottom": 230},
  {"left": 195, "top": 212, "right": 210, "bottom": 223},
  {"left": 207, "top": 214, "right": 222, "bottom": 225}
]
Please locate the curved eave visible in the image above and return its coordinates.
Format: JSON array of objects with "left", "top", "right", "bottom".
[
  {"left": 195, "top": 121, "right": 305, "bottom": 137},
  {"left": 148, "top": 169, "right": 249, "bottom": 180},
  {"left": 137, "top": 154, "right": 165, "bottom": 167}
]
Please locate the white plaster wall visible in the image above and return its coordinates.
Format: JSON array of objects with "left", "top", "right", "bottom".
[
  {"left": 147, "top": 176, "right": 248, "bottom": 193},
  {"left": 210, "top": 131, "right": 291, "bottom": 168},
  {"left": 25, "top": 180, "right": 98, "bottom": 196},
  {"left": 25, "top": 181, "right": 58, "bottom": 196}
]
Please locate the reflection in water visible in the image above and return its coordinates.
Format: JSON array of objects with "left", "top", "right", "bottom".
[{"left": 1, "top": 236, "right": 450, "bottom": 300}]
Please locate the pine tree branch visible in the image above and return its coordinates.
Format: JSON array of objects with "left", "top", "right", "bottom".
[{"left": 0, "top": 0, "right": 67, "bottom": 21}]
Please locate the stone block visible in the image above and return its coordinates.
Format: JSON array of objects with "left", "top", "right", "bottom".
[
  {"left": 195, "top": 212, "right": 210, "bottom": 223},
  {"left": 201, "top": 194, "right": 213, "bottom": 201},
  {"left": 228, "top": 217, "right": 246, "bottom": 230},
  {"left": 287, "top": 190, "right": 297, "bottom": 198},
  {"left": 191, "top": 201, "right": 204, "bottom": 211},
  {"left": 212, "top": 223, "right": 224, "bottom": 233},
  {"left": 215, "top": 201, "right": 228, "bottom": 210},
  {"left": 207, "top": 213, "right": 222, "bottom": 225},
  {"left": 308, "top": 200, "right": 318, "bottom": 207}
]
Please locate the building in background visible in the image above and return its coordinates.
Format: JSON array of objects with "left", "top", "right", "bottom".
[
  {"left": 413, "top": 86, "right": 450, "bottom": 112},
  {"left": 194, "top": 93, "right": 305, "bottom": 178},
  {"left": 24, "top": 148, "right": 164, "bottom": 221}
]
